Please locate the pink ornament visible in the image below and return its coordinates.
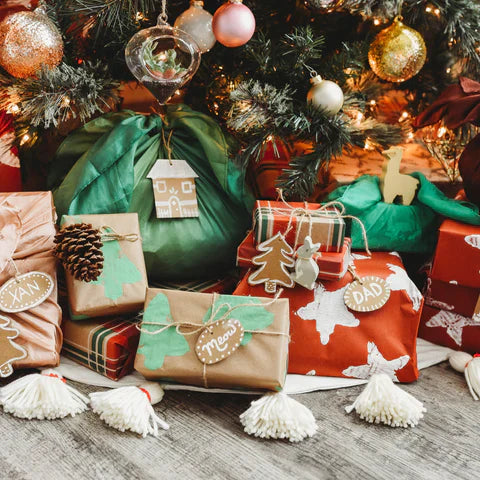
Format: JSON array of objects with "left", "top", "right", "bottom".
[{"left": 212, "top": 0, "right": 255, "bottom": 48}]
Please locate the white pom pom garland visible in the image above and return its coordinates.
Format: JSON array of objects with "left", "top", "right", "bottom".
[
  {"left": 345, "top": 374, "right": 426, "bottom": 428},
  {"left": 0, "top": 369, "right": 89, "bottom": 420},
  {"left": 240, "top": 392, "right": 318, "bottom": 442}
]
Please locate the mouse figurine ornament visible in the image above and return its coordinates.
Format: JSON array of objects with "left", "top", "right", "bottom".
[{"left": 292, "top": 236, "right": 321, "bottom": 290}]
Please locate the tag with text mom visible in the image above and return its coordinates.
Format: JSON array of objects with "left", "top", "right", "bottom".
[{"left": 0, "top": 272, "right": 54, "bottom": 313}]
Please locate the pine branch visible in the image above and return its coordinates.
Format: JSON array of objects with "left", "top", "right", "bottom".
[{"left": 0, "top": 63, "right": 120, "bottom": 130}]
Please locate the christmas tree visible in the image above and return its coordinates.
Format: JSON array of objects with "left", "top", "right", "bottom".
[
  {"left": 0, "top": 0, "right": 479, "bottom": 197},
  {"left": 0, "top": 317, "right": 26, "bottom": 377}
]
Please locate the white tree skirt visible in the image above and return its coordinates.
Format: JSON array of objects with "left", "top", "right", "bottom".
[{"left": 56, "top": 338, "right": 453, "bottom": 395}]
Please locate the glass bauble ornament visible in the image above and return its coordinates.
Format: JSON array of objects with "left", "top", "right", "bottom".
[
  {"left": 0, "top": 6, "right": 63, "bottom": 79},
  {"left": 307, "top": 75, "right": 344, "bottom": 115},
  {"left": 304, "top": 0, "right": 344, "bottom": 12},
  {"left": 174, "top": 1, "right": 216, "bottom": 54},
  {"left": 125, "top": 18, "right": 201, "bottom": 105},
  {"left": 212, "top": 0, "right": 255, "bottom": 48},
  {"left": 368, "top": 17, "right": 427, "bottom": 83}
]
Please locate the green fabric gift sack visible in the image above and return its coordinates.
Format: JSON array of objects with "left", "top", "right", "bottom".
[
  {"left": 326, "top": 173, "right": 480, "bottom": 254},
  {"left": 50, "top": 106, "right": 253, "bottom": 280}
]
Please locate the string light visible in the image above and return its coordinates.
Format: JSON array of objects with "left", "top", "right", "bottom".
[
  {"left": 61, "top": 96, "right": 71, "bottom": 107},
  {"left": 266, "top": 135, "right": 274, "bottom": 142},
  {"left": 364, "top": 138, "right": 375, "bottom": 150},
  {"left": 437, "top": 126, "right": 447, "bottom": 138},
  {"left": 446, "top": 67, "right": 452, "bottom": 74},
  {"left": 370, "top": 100, "right": 376, "bottom": 106},
  {"left": 373, "top": 19, "right": 381, "bottom": 26},
  {"left": 20, "top": 134, "right": 30, "bottom": 146},
  {"left": 8, "top": 104, "right": 20, "bottom": 114}
]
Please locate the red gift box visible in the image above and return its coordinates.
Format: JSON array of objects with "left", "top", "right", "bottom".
[
  {"left": 418, "top": 304, "right": 480, "bottom": 353},
  {"left": 424, "top": 277, "right": 480, "bottom": 319},
  {"left": 234, "top": 252, "right": 423, "bottom": 382},
  {"left": 237, "top": 231, "right": 352, "bottom": 281},
  {"left": 431, "top": 220, "right": 480, "bottom": 288},
  {"left": 253, "top": 200, "right": 346, "bottom": 252}
]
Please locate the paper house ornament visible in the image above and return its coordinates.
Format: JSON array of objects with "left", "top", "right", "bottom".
[{"left": 147, "top": 160, "right": 200, "bottom": 219}]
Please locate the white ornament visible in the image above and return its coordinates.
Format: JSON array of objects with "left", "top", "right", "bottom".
[
  {"left": 385, "top": 263, "right": 423, "bottom": 312},
  {"left": 342, "top": 341, "right": 410, "bottom": 381},
  {"left": 448, "top": 352, "right": 480, "bottom": 401},
  {"left": 307, "top": 75, "right": 344, "bottom": 115},
  {"left": 465, "top": 234, "right": 480, "bottom": 250},
  {"left": 426, "top": 310, "right": 478, "bottom": 346},
  {"left": 174, "top": 0, "right": 216, "bottom": 53},
  {"left": 297, "top": 283, "right": 359, "bottom": 345},
  {"left": 292, "top": 236, "right": 320, "bottom": 290}
]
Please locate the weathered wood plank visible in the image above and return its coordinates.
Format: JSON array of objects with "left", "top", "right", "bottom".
[{"left": 0, "top": 363, "right": 477, "bottom": 480}]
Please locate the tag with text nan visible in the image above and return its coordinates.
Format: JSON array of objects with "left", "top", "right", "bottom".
[{"left": 0, "top": 272, "right": 54, "bottom": 313}]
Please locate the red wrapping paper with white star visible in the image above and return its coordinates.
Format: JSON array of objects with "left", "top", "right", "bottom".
[{"left": 234, "top": 252, "right": 423, "bottom": 382}]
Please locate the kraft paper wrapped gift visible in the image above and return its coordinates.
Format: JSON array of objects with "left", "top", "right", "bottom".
[
  {"left": 61, "top": 213, "right": 148, "bottom": 319},
  {"left": 418, "top": 304, "right": 480, "bottom": 353},
  {"left": 135, "top": 288, "right": 290, "bottom": 390},
  {"left": 0, "top": 192, "right": 62, "bottom": 371},
  {"left": 237, "top": 230, "right": 351, "bottom": 281},
  {"left": 234, "top": 252, "right": 423, "bottom": 382},
  {"left": 62, "top": 315, "right": 140, "bottom": 381},
  {"left": 253, "top": 200, "right": 346, "bottom": 252},
  {"left": 431, "top": 219, "right": 480, "bottom": 288}
]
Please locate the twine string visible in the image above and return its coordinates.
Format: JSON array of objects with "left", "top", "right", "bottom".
[
  {"left": 100, "top": 226, "right": 139, "bottom": 243},
  {"left": 161, "top": 129, "right": 175, "bottom": 165}
]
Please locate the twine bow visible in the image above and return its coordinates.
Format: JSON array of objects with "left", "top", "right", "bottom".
[
  {"left": 138, "top": 291, "right": 289, "bottom": 388},
  {"left": 100, "top": 226, "right": 139, "bottom": 243},
  {"left": 271, "top": 189, "right": 371, "bottom": 255}
]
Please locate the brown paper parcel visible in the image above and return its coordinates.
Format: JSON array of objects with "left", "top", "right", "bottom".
[
  {"left": 0, "top": 192, "right": 62, "bottom": 370},
  {"left": 61, "top": 213, "right": 148, "bottom": 319},
  {"left": 135, "top": 288, "right": 290, "bottom": 391}
]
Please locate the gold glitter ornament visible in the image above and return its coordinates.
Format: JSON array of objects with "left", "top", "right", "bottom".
[
  {"left": 368, "top": 17, "right": 426, "bottom": 83},
  {"left": 0, "top": 6, "right": 63, "bottom": 79}
]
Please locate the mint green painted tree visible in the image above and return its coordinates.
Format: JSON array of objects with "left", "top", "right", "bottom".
[
  {"left": 202, "top": 295, "right": 274, "bottom": 346},
  {"left": 137, "top": 293, "right": 190, "bottom": 370},
  {"left": 92, "top": 237, "right": 142, "bottom": 301}
]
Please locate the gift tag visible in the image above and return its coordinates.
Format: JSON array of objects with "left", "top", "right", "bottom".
[
  {"left": 195, "top": 319, "right": 245, "bottom": 364},
  {"left": 344, "top": 276, "right": 391, "bottom": 312},
  {"left": 147, "top": 159, "right": 200, "bottom": 219},
  {"left": 248, "top": 232, "right": 295, "bottom": 293},
  {"left": 0, "top": 272, "right": 54, "bottom": 313},
  {"left": 0, "top": 315, "right": 27, "bottom": 378}
]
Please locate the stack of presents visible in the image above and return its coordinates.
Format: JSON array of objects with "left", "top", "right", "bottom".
[{"left": 6, "top": 191, "right": 479, "bottom": 394}]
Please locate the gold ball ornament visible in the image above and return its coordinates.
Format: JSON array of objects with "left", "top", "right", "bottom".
[
  {"left": 368, "top": 17, "right": 426, "bottom": 83},
  {"left": 0, "top": 6, "right": 63, "bottom": 79},
  {"left": 307, "top": 75, "right": 344, "bottom": 115}
]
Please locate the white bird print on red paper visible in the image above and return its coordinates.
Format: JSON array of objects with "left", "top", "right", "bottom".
[{"left": 342, "top": 341, "right": 410, "bottom": 381}]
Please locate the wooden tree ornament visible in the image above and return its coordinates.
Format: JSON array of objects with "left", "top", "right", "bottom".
[
  {"left": 248, "top": 232, "right": 295, "bottom": 293},
  {"left": 380, "top": 147, "right": 419, "bottom": 206}
]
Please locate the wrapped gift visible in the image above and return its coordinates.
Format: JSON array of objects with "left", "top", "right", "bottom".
[
  {"left": 418, "top": 304, "right": 480, "bottom": 353},
  {"left": 234, "top": 252, "right": 423, "bottom": 382},
  {"left": 0, "top": 192, "right": 62, "bottom": 372},
  {"left": 425, "top": 277, "right": 480, "bottom": 319},
  {"left": 135, "top": 288, "right": 290, "bottom": 390},
  {"left": 431, "top": 220, "right": 480, "bottom": 288},
  {"left": 150, "top": 275, "right": 238, "bottom": 294},
  {"left": 237, "top": 231, "right": 351, "bottom": 281},
  {"left": 60, "top": 213, "right": 148, "bottom": 319},
  {"left": 62, "top": 315, "right": 140, "bottom": 380},
  {"left": 253, "top": 200, "right": 346, "bottom": 252}
]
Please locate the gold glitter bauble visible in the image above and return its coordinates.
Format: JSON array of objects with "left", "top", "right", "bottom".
[
  {"left": 368, "top": 17, "right": 426, "bottom": 83},
  {"left": 0, "top": 7, "right": 63, "bottom": 79}
]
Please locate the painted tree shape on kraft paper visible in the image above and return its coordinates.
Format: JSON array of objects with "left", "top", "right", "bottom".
[
  {"left": 248, "top": 232, "right": 295, "bottom": 293},
  {"left": 0, "top": 315, "right": 26, "bottom": 377},
  {"left": 92, "top": 234, "right": 142, "bottom": 301},
  {"left": 137, "top": 293, "right": 190, "bottom": 370}
]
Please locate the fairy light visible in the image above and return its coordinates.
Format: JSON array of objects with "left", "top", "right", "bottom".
[
  {"left": 407, "top": 132, "right": 414, "bottom": 140},
  {"left": 434, "top": 8, "right": 440, "bottom": 16},
  {"left": 175, "top": 90, "right": 181, "bottom": 96},
  {"left": 356, "top": 111, "right": 364, "bottom": 122},
  {"left": 20, "top": 134, "right": 30, "bottom": 146},
  {"left": 364, "top": 138, "right": 375, "bottom": 150},
  {"left": 425, "top": 6, "right": 432, "bottom": 13},
  {"left": 8, "top": 104, "right": 19, "bottom": 114},
  {"left": 61, "top": 96, "right": 71, "bottom": 107},
  {"left": 266, "top": 135, "right": 274, "bottom": 142},
  {"left": 373, "top": 18, "right": 381, "bottom": 26},
  {"left": 446, "top": 67, "right": 452, "bottom": 74},
  {"left": 437, "top": 126, "right": 447, "bottom": 138},
  {"left": 370, "top": 100, "right": 376, "bottom": 106},
  {"left": 135, "top": 12, "right": 146, "bottom": 21}
]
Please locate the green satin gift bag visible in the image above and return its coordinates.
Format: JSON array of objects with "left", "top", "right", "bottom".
[{"left": 50, "top": 106, "right": 253, "bottom": 280}]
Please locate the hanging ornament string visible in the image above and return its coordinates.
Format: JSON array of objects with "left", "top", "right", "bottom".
[
  {"left": 138, "top": 291, "right": 290, "bottom": 388},
  {"left": 159, "top": 0, "right": 168, "bottom": 24},
  {"left": 161, "top": 128, "right": 175, "bottom": 165}
]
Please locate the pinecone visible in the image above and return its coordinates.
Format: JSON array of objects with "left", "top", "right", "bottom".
[{"left": 54, "top": 223, "right": 104, "bottom": 282}]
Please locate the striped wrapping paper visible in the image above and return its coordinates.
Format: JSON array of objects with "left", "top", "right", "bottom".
[
  {"left": 150, "top": 276, "right": 238, "bottom": 294},
  {"left": 62, "top": 316, "right": 140, "bottom": 381},
  {"left": 253, "top": 200, "right": 346, "bottom": 252}
]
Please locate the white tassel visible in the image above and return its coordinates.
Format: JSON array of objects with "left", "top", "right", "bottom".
[
  {"left": 345, "top": 374, "right": 426, "bottom": 428},
  {"left": 240, "top": 392, "right": 318, "bottom": 442},
  {"left": 449, "top": 351, "right": 480, "bottom": 401},
  {"left": 89, "top": 382, "right": 169, "bottom": 437},
  {"left": 0, "top": 369, "right": 89, "bottom": 420}
]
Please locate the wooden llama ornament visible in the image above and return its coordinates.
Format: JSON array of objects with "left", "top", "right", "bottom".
[
  {"left": 380, "top": 147, "right": 419, "bottom": 206},
  {"left": 292, "top": 236, "right": 320, "bottom": 290}
]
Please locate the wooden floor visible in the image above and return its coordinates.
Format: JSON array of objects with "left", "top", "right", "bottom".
[{"left": 0, "top": 362, "right": 477, "bottom": 480}]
